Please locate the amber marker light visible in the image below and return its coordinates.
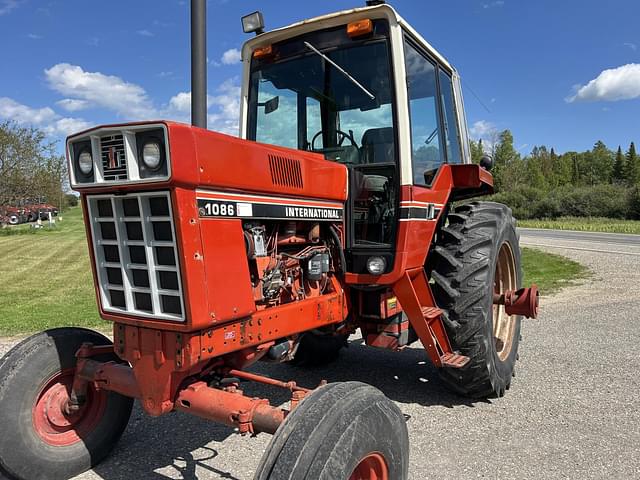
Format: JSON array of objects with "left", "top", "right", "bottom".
[
  {"left": 253, "top": 45, "right": 273, "bottom": 59},
  {"left": 347, "top": 19, "right": 373, "bottom": 37}
]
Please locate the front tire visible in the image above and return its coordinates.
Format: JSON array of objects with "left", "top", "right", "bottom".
[
  {"left": 0, "top": 328, "right": 134, "bottom": 480},
  {"left": 255, "top": 382, "right": 409, "bottom": 480},
  {"left": 428, "top": 202, "right": 522, "bottom": 398}
]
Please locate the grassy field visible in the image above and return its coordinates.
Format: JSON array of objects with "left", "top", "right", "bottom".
[
  {"left": 0, "top": 207, "right": 587, "bottom": 336},
  {"left": 519, "top": 217, "right": 640, "bottom": 234},
  {"left": 0, "top": 207, "right": 106, "bottom": 336}
]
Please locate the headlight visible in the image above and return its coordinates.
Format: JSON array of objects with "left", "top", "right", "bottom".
[
  {"left": 78, "top": 151, "right": 93, "bottom": 175},
  {"left": 142, "top": 142, "right": 162, "bottom": 170},
  {"left": 366, "top": 256, "right": 387, "bottom": 275}
]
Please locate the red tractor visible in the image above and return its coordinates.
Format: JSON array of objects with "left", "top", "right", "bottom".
[{"left": 0, "top": 2, "right": 538, "bottom": 479}]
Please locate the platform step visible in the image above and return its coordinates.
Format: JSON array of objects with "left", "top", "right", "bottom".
[
  {"left": 440, "top": 352, "right": 470, "bottom": 368},
  {"left": 421, "top": 306, "right": 443, "bottom": 320}
]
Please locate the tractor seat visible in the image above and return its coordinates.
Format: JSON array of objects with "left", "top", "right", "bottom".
[{"left": 361, "top": 127, "right": 394, "bottom": 164}]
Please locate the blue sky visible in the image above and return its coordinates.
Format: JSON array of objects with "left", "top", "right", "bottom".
[{"left": 0, "top": 0, "right": 638, "bottom": 155}]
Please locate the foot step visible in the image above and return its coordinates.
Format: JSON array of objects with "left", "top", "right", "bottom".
[
  {"left": 440, "top": 352, "right": 470, "bottom": 368},
  {"left": 421, "top": 306, "right": 443, "bottom": 320}
]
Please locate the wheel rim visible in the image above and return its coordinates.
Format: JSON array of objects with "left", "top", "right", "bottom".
[
  {"left": 32, "top": 368, "right": 107, "bottom": 446},
  {"left": 349, "top": 452, "right": 389, "bottom": 480},
  {"left": 493, "top": 241, "right": 518, "bottom": 361}
]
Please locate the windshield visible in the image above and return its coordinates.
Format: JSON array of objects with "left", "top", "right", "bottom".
[
  {"left": 247, "top": 26, "right": 395, "bottom": 166},
  {"left": 247, "top": 23, "right": 398, "bottom": 253}
]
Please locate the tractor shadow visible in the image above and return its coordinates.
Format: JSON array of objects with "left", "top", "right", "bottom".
[
  {"left": 244, "top": 338, "right": 483, "bottom": 409},
  {"left": 91, "top": 407, "right": 244, "bottom": 480},
  {"left": 88, "top": 340, "right": 485, "bottom": 480}
]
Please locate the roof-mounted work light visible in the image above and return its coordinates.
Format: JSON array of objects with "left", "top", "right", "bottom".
[{"left": 242, "top": 11, "right": 265, "bottom": 35}]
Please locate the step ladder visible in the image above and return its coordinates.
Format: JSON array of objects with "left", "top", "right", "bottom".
[{"left": 392, "top": 268, "right": 469, "bottom": 369}]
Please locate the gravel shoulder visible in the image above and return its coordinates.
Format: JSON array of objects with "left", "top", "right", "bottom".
[{"left": 1, "top": 237, "right": 639, "bottom": 480}]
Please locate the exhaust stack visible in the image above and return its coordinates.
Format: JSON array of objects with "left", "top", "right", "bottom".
[{"left": 191, "top": 0, "right": 207, "bottom": 128}]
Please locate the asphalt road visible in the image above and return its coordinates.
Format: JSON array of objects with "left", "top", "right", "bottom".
[
  {"left": 1, "top": 229, "right": 639, "bottom": 480},
  {"left": 519, "top": 228, "right": 640, "bottom": 254}
]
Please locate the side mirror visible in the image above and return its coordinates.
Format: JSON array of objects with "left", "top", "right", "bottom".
[
  {"left": 263, "top": 96, "right": 279, "bottom": 115},
  {"left": 480, "top": 154, "right": 494, "bottom": 171}
]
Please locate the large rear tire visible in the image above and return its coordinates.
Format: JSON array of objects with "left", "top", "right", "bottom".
[
  {"left": 0, "top": 328, "right": 134, "bottom": 480},
  {"left": 428, "top": 201, "right": 522, "bottom": 398},
  {"left": 255, "top": 381, "right": 408, "bottom": 480}
]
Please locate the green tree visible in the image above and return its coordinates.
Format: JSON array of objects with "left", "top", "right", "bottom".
[
  {"left": 612, "top": 146, "right": 626, "bottom": 184},
  {"left": 0, "top": 121, "right": 66, "bottom": 209},
  {"left": 591, "top": 140, "right": 614, "bottom": 184},
  {"left": 624, "top": 142, "right": 639, "bottom": 187},
  {"left": 470, "top": 139, "right": 484, "bottom": 164},
  {"left": 492, "top": 130, "right": 525, "bottom": 192},
  {"left": 550, "top": 148, "right": 573, "bottom": 187}
]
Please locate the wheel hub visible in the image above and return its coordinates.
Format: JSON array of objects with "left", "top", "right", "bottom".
[
  {"left": 32, "top": 369, "right": 107, "bottom": 446},
  {"left": 350, "top": 452, "right": 389, "bottom": 480},
  {"left": 493, "top": 242, "right": 518, "bottom": 361}
]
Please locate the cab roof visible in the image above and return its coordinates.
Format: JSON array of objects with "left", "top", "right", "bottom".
[{"left": 241, "top": 3, "right": 455, "bottom": 74}]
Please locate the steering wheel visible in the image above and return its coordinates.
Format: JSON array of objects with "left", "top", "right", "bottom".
[{"left": 311, "top": 129, "right": 358, "bottom": 150}]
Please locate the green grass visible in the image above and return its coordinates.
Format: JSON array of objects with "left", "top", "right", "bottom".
[
  {"left": 519, "top": 217, "right": 640, "bottom": 234},
  {"left": 521, "top": 247, "right": 589, "bottom": 295},
  {"left": 0, "top": 207, "right": 107, "bottom": 336},
  {"left": 0, "top": 208, "right": 588, "bottom": 336}
]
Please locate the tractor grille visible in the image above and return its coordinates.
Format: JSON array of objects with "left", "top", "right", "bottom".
[
  {"left": 100, "top": 134, "right": 128, "bottom": 181},
  {"left": 268, "top": 155, "right": 303, "bottom": 189},
  {"left": 86, "top": 191, "right": 184, "bottom": 321}
]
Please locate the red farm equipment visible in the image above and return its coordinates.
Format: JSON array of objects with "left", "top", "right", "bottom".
[{"left": 0, "top": 1, "right": 539, "bottom": 479}]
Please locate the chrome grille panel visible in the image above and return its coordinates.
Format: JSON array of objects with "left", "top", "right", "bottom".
[
  {"left": 87, "top": 191, "right": 185, "bottom": 321},
  {"left": 100, "top": 134, "right": 128, "bottom": 181}
]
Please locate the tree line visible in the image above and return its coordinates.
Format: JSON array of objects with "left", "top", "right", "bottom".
[
  {"left": 471, "top": 131, "right": 640, "bottom": 220},
  {"left": 0, "top": 121, "right": 71, "bottom": 210}
]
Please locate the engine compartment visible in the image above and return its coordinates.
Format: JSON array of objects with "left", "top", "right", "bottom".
[{"left": 243, "top": 220, "right": 338, "bottom": 308}]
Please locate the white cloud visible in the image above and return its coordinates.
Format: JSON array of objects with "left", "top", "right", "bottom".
[
  {"left": 166, "top": 78, "right": 240, "bottom": 135},
  {"left": 136, "top": 29, "right": 154, "bottom": 37},
  {"left": 56, "top": 99, "right": 90, "bottom": 112},
  {"left": 167, "top": 92, "right": 193, "bottom": 113},
  {"left": 0, "top": 97, "right": 57, "bottom": 124},
  {"left": 49, "top": 117, "right": 92, "bottom": 136},
  {"left": 207, "top": 78, "right": 241, "bottom": 134},
  {"left": 624, "top": 42, "right": 637, "bottom": 51},
  {"left": 566, "top": 63, "right": 640, "bottom": 102},
  {"left": 27, "top": 33, "right": 43, "bottom": 40},
  {"left": 0, "top": 97, "right": 90, "bottom": 136},
  {"left": 221, "top": 48, "right": 242, "bottom": 65},
  {"left": 469, "top": 120, "right": 497, "bottom": 138},
  {"left": 483, "top": 1, "right": 504, "bottom": 8},
  {"left": 469, "top": 120, "right": 499, "bottom": 153},
  {"left": 2, "top": 62, "right": 240, "bottom": 140},
  {"left": 45, "top": 63, "right": 157, "bottom": 119},
  {"left": 0, "top": 0, "right": 21, "bottom": 16}
]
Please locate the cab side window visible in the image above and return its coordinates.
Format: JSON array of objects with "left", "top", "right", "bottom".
[
  {"left": 439, "top": 71, "right": 463, "bottom": 164},
  {"left": 403, "top": 39, "right": 443, "bottom": 186}
]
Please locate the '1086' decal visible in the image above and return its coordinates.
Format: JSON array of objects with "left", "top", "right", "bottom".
[{"left": 197, "top": 198, "right": 343, "bottom": 222}]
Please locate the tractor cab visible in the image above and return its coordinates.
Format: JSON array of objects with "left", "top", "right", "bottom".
[{"left": 240, "top": 2, "right": 472, "bottom": 275}]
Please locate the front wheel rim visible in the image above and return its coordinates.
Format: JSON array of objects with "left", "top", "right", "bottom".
[
  {"left": 350, "top": 452, "right": 389, "bottom": 480},
  {"left": 32, "top": 368, "right": 107, "bottom": 446},
  {"left": 493, "top": 241, "right": 518, "bottom": 361}
]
